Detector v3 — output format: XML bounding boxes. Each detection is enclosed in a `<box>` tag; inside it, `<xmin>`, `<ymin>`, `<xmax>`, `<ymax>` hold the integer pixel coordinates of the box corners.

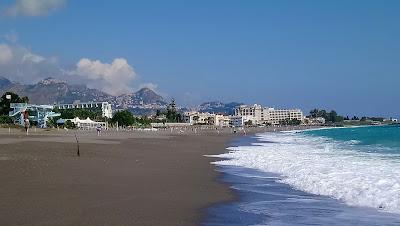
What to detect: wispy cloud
<box><xmin>0</xmin><ymin>43</ymin><xmax>59</xmax><ymax>83</ymax></box>
<box><xmin>0</xmin><ymin>44</ymin><xmax>13</xmax><ymax>64</ymax></box>
<box><xmin>139</xmin><ymin>82</ymin><xmax>158</xmax><ymax>91</ymax></box>
<box><xmin>2</xmin><ymin>31</ymin><xmax>18</xmax><ymax>43</ymax></box>
<box><xmin>2</xmin><ymin>0</ymin><xmax>66</xmax><ymax>17</ymax></box>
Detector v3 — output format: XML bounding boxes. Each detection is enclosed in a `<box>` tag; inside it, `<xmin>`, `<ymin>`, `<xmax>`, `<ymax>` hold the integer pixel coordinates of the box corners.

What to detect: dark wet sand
<box><xmin>0</xmin><ymin>131</ymin><xmax>235</xmax><ymax>226</ymax></box>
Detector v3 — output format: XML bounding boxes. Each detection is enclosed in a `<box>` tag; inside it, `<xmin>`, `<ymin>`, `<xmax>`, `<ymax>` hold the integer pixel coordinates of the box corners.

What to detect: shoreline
<box><xmin>0</xmin><ymin>125</ymin><xmax>320</xmax><ymax>225</ymax></box>
<box><xmin>205</xmin><ymin>126</ymin><xmax>400</xmax><ymax>225</ymax></box>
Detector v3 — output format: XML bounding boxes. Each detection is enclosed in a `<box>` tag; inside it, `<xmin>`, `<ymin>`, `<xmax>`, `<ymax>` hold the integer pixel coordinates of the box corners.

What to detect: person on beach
<box><xmin>23</xmin><ymin>111</ymin><xmax>30</xmax><ymax>135</ymax></box>
<box><xmin>24</xmin><ymin>119</ymin><xmax>30</xmax><ymax>134</ymax></box>
<box><xmin>96</xmin><ymin>125</ymin><xmax>102</xmax><ymax>136</ymax></box>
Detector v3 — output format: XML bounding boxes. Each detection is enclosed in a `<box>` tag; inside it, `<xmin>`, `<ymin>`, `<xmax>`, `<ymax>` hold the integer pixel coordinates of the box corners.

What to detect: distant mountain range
<box><xmin>197</xmin><ymin>101</ymin><xmax>243</xmax><ymax>115</ymax></box>
<box><xmin>0</xmin><ymin>77</ymin><xmax>243</xmax><ymax>116</ymax></box>
<box><xmin>0</xmin><ymin>77</ymin><xmax>167</xmax><ymax>110</ymax></box>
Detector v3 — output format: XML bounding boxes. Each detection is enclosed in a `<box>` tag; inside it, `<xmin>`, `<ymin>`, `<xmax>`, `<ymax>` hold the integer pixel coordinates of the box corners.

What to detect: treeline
<box><xmin>154</xmin><ymin>99</ymin><xmax>182</xmax><ymax>123</ymax></box>
<box><xmin>309</xmin><ymin>108</ymin><xmax>392</xmax><ymax>126</ymax></box>
<box><xmin>110</xmin><ymin>110</ymin><xmax>151</xmax><ymax>127</ymax></box>
<box><xmin>309</xmin><ymin>109</ymin><xmax>344</xmax><ymax>123</ymax></box>
<box><xmin>53</xmin><ymin>107</ymin><xmax>105</xmax><ymax>121</ymax></box>
<box><xmin>0</xmin><ymin>92</ymin><xmax>29</xmax><ymax>125</ymax></box>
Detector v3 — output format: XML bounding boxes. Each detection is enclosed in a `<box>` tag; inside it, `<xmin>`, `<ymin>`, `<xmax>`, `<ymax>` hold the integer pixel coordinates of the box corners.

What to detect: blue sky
<box><xmin>0</xmin><ymin>0</ymin><xmax>399</xmax><ymax>118</ymax></box>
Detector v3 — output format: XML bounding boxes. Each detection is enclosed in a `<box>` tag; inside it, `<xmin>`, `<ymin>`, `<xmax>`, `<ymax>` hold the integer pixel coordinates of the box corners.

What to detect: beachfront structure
<box><xmin>214</xmin><ymin>115</ymin><xmax>231</xmax><ymax>127</ymax></box>
<box><xmin>267</xmin><ymin>108</ymin><xmax>304</xmax><ymax>125</ymax></box>
<box><xmin>234</xmin><ymin>104</ymin><xmax>304</xmax><ymax>125</ymax></box>
<box><xmin>183</xmin><ymin>111</ymin><xmax>216</xmax><ymax>125</ymax></box>
<box><xmin>54</xmin><ymin>102</ymin><xmax>113</xmax><ymax>118</ymax></box>
<box><xmin>234</xmin><ymin>104</ymin><xmax>264</xmax><ymax>124</ymax></box>
<box><xmin>304</xmin><ymin>117</ymin><xmax>326</xmax><ymax>125</ymax></box>
<box><xmin>68</xmin><ymin>117</ymin><xmax>108</xmax><ymax>130</ymax></box>
<box><xmin>9</xmin><ymin>103</ymin><xmax>61</xmax><ymax>128</ymax></box>
<box><xmin>183</xmin><ymin>111</ymin><xmax>244</xmax><ymax>127</ymax></box>
<box><xmin>229</xmin><ymin>116</ymin><xmax>244</xmax><ymax>127</ymax></box>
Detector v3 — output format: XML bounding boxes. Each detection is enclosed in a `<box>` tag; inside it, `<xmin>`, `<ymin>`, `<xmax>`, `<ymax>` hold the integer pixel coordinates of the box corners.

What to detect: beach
<box><xmin>0</xmin><ymin>125</ymin><xmax>321</xmax><ymax>225</ymax></box>
<box><xmin>0</xmin><ymin>128</ymin><xmax>240</xmax><ymax>226</ymax></box>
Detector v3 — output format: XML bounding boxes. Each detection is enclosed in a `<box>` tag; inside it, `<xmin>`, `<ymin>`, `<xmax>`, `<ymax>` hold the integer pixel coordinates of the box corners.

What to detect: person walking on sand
<box><xmin>96</xmin><ymin>125</ymin><xmax>102</xmax><ymax>136</ymax></box>
<box><xmin>23</xmin><ymin>111</ymin><xmax>30</xmax><ymax>135</ymax></box>
<box><xmin>24</xmin><ymin>118</ymin><xmax>30</xmax><ymax>135</ymax></box>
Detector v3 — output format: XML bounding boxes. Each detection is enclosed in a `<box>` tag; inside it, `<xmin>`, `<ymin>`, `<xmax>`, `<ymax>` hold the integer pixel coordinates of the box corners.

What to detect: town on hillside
<box><xmin>0</xmin><ymin>91</ymin><xmax>398</xmax><ymax>131</ymax></box>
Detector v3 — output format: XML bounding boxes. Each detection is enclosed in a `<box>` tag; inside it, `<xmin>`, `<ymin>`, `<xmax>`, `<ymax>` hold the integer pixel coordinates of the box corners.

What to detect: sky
<box><xmin>0</xmin><ymin>0</ymin><xmax>399</xmax><ymax>118</ymax></box>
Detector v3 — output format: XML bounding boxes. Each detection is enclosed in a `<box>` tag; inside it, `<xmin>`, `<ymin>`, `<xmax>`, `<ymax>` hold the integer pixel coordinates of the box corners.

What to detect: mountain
<box><xmin>198</xmin><ymin>101</ymin><xmax>243</xmax><ymax>115</ymax></box>
<box><xmin>0</xmin><ymin>77</ymin><xmax>242</xmax><ymax>116</ymax></box>
<box><xmin>115</xmin><ymin>88</ymin><xmax>167</xmax><ymax>116</ymax></box>
<box><xmin>0</xmin><ymin>77</ymin><xmax>12</xmax><ymax>88</ymax></box>
<box><xmin>116</xmin><ymin>88</ymin><xmax>166</xmax><ymax>107</ymax></box>
<box><xmin>0</xmin><ymin>77</ymin><xmax>167</xmax><ymax>111</ymax></box>
<box><xmin>0</xmin><ymin>77</ymin><xmax>114</xmax><ymax>104</ymax></box>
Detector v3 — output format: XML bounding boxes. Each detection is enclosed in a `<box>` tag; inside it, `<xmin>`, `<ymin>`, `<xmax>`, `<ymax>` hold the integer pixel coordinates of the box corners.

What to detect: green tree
<box><xmin>166</xmin><ymin>99</ymin><xmax>181</xmax><ymax>122</ymax></box>
<box><xmin>65</xmin><ymin>120</ymin><xmax>76</xmax><ymax>129</ymax></box>
<box><xmin>289</xmin><ymin>118</ymin><xmax>301</xmax><ymax>125</ymax></box>
<box><xmin>111</xmin><ymin>110</ymin><xmax>135</xmax><ymax>126</ymax></box>
<box><xmin>310</xmin><ymin>109</ymin><xmax>319</xmax><ymax>118</ymax></box>
<box><xmin>53</xmin><ymin>108</ymin><xmax>104</xmax><ymax>121</ymax></box>
<box><xmin>0</xmin><ymin>115</ymin><xmax>13</xmax><ymax>124</ymax></box>
<box><xmin>328</xmin><ymin>110</ymin><xmax>338</xmax><ymax>123</ymax></box>
<box><xmin>0</xmin><ymin>92</ymin><xmax>29</xmax><ymax>115</ymax></box>
<box><xmin>135</xmin><ymin>116</ymin><xmax>151</xmax><ymax>127</ymax></box>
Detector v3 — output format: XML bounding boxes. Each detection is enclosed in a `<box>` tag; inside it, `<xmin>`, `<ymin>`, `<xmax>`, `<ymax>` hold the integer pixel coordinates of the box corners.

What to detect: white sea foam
<box><xmin>212</xmin><ymin>132</ymin><xmax>400</xmax><ymax>214</ymax></box>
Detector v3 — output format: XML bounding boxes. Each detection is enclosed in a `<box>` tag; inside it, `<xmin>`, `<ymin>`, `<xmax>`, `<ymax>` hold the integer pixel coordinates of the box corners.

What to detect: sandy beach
<box><xmin>0</xmin><ymin>128</ymin><xmax>239</xmax><ymax>226</ymax></box>
<box><xmin>0</xmin><ymin>125</ymin><xmax>317</xmax><ymax>226</ymax></box>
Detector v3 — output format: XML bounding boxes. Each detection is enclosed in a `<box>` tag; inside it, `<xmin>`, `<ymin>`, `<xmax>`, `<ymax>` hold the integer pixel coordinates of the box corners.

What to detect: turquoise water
<box><xmin>304</xmin><ymin>125</ymin><xmax>400</xmax><ymax>154</ymax></box>
<box><xmin>209</xmin><ymin>125</ymin><xmax>400</xmax><ymax>224</ymax></box>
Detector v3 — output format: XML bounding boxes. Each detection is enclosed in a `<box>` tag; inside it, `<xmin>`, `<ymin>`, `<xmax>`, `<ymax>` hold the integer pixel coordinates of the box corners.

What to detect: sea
<box><xmin>204</xmin><ymin>125</ymin><xmax>400</xmax><ymax>226</ymax></box>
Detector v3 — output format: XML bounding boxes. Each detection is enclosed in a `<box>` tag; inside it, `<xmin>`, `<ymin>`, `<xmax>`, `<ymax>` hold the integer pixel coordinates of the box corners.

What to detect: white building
<box><xmin>234</xmin><ymin>104</ymin><xmax>264</xmax><ymax>124</ymax></box>
<box><xmin>68</xmin><ymin>117</ymin><xmax>108</xmax><ymax>130</ymax></box>
<box><xmin>229</xmin><ymin>116</ymin><xmax>244</xmax><ymax>127</ymax></box>
<box><xmin>214</xmin><ymin>115</ymin><xmax>231</xmax><ymax>127</ymax></box>
<box><xmin>267</xmin><ymin>108</ymin><xmax>304</xmax><ymax>125</ymax></box>
<box><xmin>305</xmin><ymin>117</ymin><xmax>326</xmax><ymax>125</ymax></box>
<box><xmin>55</xmin><ymin>102</ymin><xmax>113</xmax><ymax>118</ymax></box>
<box><xmin>183</xmin><ymin>111</ymin><xmax>216</xmax><ymax>125</ymax></box>
<box><xmin>235</xmin><ymin>104</ymin><xmax>304</xmax><ymax>125</ymax></box>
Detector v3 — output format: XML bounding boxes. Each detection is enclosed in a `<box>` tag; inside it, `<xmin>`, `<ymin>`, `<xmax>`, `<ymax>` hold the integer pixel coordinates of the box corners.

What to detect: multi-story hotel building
<box><xmin>234</xmin><ymin>104</ymin><xmax>264</xmax><ymax>124</ymax></box>
<box><xmin>183</xmin><ymin>111</ymin><xmax>244</xmax><ymax>127</ymax></box>
<box><xmin>234</xmin><ymin>104</ymin><xmax>303</xmax><ymax>125</ymax></box>
<box><xmin>54</xmin><ymin>102</ymin><xmax>113</xmax><ymax>118</ymax></box>
<box><xmin>267</xmin><ymin>108</ymin><xmax>303</xmax><ymax>125</ymax></box>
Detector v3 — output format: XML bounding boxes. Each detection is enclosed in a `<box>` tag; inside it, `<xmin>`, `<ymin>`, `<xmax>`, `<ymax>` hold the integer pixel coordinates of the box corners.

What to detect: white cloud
<box><xmin>68</xmin><ymin>58</ymin><xmax>137</xmax><ymax>96</ymax></box>
<box><xmin>22</xmin><ymin>52</ymin><xmax>45</xmax><ymax>63</ymax></box>
<box><xmin>3</xmin><ymin>0</ymin><xmax>66</xmax><ymax>17</ymax></box>
<box><xmin>0</xmin><ymin>43</ymin><xmax>58</xmax><ymax>82</ymax></box>
<box><xmin>0</xmin><ymin>44</ymin><xmax>13</xmax><ymax>64</ymax></box>
<box><xmin>2</xmin><ymin>31</ymin><xmax>18</xmax><ymax>43</ymax></box>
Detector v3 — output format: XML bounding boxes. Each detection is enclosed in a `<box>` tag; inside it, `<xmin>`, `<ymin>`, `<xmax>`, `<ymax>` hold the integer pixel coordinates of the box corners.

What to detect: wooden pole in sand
<box><xmin>74</xmin><ymin>133</ymin><xmax>80</xmax><ymax>157</ymax></box>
